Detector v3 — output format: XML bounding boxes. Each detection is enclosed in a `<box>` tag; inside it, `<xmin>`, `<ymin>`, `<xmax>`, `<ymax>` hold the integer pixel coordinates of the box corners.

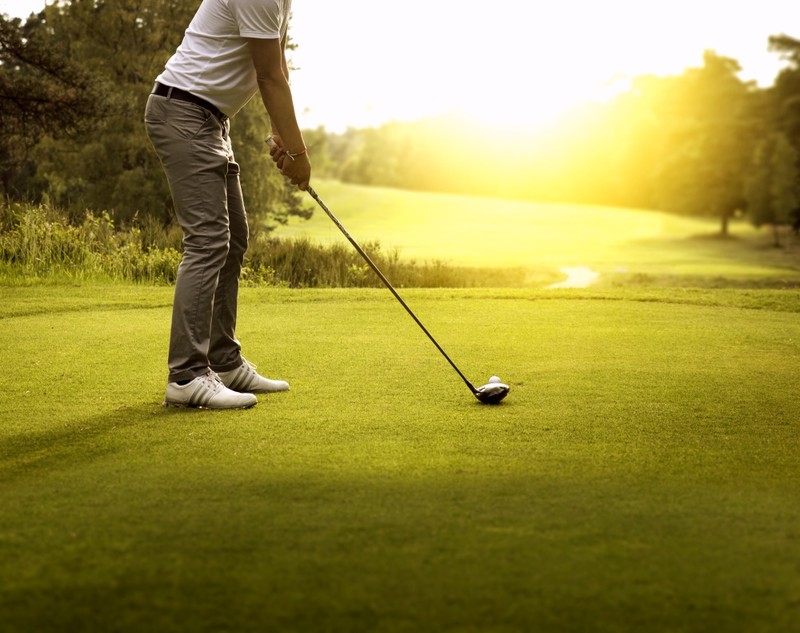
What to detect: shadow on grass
<box><xmin>605</xmin><ymin>273</ymin><xmax>800</xmax><ymax>289</ymax></box>
<box><xmin>2</xmin><ymin>459</ymin><xmax>798</xmax><ymax>633</ymax></box>
<box><xmin>0</xmin><ymin>402</ymin><xmax>241</xmax><ymax>480</ymax></box>
<box><xmin>0</xmin><ymin>406</ymin><xmax>149</xmax><ymax>479</ymax></box>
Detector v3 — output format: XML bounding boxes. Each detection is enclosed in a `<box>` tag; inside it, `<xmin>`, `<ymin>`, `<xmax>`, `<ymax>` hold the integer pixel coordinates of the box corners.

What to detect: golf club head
<box><xmin>474</xmin><ymin>381</ymin><xmax>510</xmax><ymax>405</ymax></box>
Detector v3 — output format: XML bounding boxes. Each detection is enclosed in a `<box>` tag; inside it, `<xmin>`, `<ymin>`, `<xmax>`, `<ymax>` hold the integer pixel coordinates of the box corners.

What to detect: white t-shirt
<box><xmin>157</xmin><ymin>0</ymin><xmax>292</xmax><ymax>117</ymax></box>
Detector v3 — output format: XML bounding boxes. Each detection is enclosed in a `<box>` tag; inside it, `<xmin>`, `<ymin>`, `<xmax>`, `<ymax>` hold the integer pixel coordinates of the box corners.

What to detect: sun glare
<box><xmin>3</xmin><ymin>0</ymin><xmax>789</xmax><ymax>135</ymax></box>
<box><xmin>291</xmin><ymin>0</ymin><xmax>790</xmax><ymax>135</ymax></box>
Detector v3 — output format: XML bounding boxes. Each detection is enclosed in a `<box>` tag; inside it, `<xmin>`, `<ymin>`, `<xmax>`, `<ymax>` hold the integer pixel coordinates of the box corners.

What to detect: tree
<box><xmin>0</xmin><ymin>11</ymin><xmax>108</xmax><ymax>198</ymax></box>
<box><xmin>30</xmin><ymin>0</ymin><xmax>200</xmax><ymax>222</ymax></box>
<box><xmin>745</xmin><ymin>132</ymin><xmax>800</xmax><ymax>247</ymax></box>
<box><xmin>5</xmin><ymin>0</ymin><xmax>305</xmax><ymax>230</ymax></box>
<box><xmin>768</xmin><ymin>35</ymin><xmax>800</xmax><ymax>149</ymax></box>
<box><xmin>650</xmin><ymin>52</ymin><xmax>758</xmax><ymax>235</ymax></box>
<box><xmin>765</xmin><ymin>35</ymin><xmax>800</xmax><ymax>241</ymax></box>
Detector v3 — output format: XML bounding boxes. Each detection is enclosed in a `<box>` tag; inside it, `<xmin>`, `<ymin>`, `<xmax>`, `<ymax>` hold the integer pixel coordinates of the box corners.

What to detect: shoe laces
<box><xmin>241</xmin><ymin>358</ymin><xmax>259</xmax><ymax>375</ymax></box>
<box><xmin>202</xmin><ymin>371</ymin><xmax>225</xmax><ymax>391</ymax></box>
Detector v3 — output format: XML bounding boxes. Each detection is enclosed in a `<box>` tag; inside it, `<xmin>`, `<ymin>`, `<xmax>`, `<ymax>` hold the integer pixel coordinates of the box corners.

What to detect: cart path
<box><xmin>548</xmin><ymin>266</ymin><xmax>600</xmax><ymax>289</ymax></box>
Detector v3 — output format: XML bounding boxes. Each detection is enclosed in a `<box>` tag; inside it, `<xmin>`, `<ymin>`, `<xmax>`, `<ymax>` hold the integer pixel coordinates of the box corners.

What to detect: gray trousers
<box><xmin>144</xmin><ymin>94</ymin><xmax>248</xmax><ymax>383</ymax></box>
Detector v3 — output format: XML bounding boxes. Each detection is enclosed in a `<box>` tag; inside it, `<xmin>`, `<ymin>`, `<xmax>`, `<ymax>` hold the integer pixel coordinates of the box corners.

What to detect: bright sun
<box><xmin>4</xmin><ymin>0</ymin><xmax>789</xmax><ymax>134</ymax></box>
<box><xmin>288</xmin><ymin>0</ymin><xmax>787</xmax><ymax>133</ymax></box>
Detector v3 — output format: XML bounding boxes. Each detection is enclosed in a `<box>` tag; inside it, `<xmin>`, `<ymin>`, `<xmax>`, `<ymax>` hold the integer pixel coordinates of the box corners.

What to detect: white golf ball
<box><xmin>488</xmin><ymin>376</ymin><xmax>502</xmax><ymax>384</ymax></box>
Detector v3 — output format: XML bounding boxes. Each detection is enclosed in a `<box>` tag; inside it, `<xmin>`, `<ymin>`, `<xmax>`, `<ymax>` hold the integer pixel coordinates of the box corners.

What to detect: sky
<box><xmin>3</xmin><ymin>0</ymin><xmax>798</xmax><ymax>131</ymax></box>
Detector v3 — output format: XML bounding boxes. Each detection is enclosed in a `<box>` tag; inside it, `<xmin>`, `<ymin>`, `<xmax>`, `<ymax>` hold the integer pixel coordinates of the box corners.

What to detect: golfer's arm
<box><xmin>270</xmin><ymin>34</ymin><xmax>292</xmax><ymax>132</ymax></box>
<box><xmin>280</xmin><ymin>34</ymin><xmax>290</xmax><ymax>81</ymax></box>
<box><xmin>248</xmin><ymin>36</ymin><xmax>304</xmax><ymax>153</ymax></box>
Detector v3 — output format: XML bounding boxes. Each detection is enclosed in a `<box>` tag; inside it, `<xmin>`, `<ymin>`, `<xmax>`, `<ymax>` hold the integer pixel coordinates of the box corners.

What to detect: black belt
<box><xmin>151</xmin><ymin>82</ymin><xmax>227</xmax><ymax>121</ymax></box>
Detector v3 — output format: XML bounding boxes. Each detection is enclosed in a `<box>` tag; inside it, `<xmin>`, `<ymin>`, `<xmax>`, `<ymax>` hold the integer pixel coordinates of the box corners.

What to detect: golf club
<box><xmin>268</xmin><ymin>139</ymin><xmax>509</xmax><ymax>404</ymax></box>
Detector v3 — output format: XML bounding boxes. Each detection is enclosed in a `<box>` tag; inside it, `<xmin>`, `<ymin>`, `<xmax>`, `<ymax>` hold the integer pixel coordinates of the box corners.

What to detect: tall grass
<box><xmin>244</xmin><ymin>233</ymin><xmax>536</xmax><ymax>287</ymax></box>
<box><xmin>0</xmin><ymin>202</ymin><xmax>536</xmax><ymax>288</ymax></box>
<box><xmin>0</xmin><ymin>203</ymin><xmax>181</xmax><ymax>284</ymax></box>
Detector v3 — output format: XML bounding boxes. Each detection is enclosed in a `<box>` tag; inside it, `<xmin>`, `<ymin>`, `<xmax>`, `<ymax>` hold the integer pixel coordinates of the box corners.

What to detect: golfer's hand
<box><xmin>268</xmin><ymin>134</ymin><xmax>290</xmax><ymax>170</ymax></box>
<box><xmin>268</xmin><ymin>134</ymin><xmax>284</xmax><ymax>159</ymax></box>
<box><xmin>281</xmin><ymin>152</ymin><xmax>311</xmax><ymax>191</ymax></box>
<box><xmin>268</xmin><ymin>136</ymin><xmax>310</xmax><ymax>190</ymax></box>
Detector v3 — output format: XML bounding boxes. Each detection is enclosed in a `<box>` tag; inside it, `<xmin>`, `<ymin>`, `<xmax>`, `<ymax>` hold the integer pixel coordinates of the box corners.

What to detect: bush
<box><xmin>0</xmin><ymin>201</ymin><xmax>535</xmax><ymax>288</ymax></box>
<box><xmin>0</xmin><ymin>203</ymin><xmax>179</xmax><ymax>284</ymax></box>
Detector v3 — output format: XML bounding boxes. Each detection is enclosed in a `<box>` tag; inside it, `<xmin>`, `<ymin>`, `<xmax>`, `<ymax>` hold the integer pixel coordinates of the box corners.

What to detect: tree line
<box><xmin>309</xmin><ymin>44</ymin><xmax>800</xmax><ymax>244</ymax></box>
<box><xmin>1</xmin><ymin>0</ymin><xmax>307</xmax><ymax>230</ymax></box>
<box><xmin>2</xmin><ymin>2</ymin><xmax>799</xmax><ymax>244</ymax></box>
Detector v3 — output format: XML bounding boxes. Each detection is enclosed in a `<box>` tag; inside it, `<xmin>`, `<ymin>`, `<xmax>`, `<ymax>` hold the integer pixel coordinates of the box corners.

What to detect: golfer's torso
<box><xmin>157</xmin><ymin>0</ymin><xmax>291</xmax><ymax>117</ymax></box>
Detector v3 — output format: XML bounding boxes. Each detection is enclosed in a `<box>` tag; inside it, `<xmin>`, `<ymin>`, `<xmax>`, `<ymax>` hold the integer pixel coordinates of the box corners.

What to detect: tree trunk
<box><xmin>772</xmin><ymin>224</ymin><xmax>782</xmax><ymax>248</ymax></box>
<box><xmin>720</xmin><ymin>212</ymin><xmax>730</xmax><ymax>237</ymax></box>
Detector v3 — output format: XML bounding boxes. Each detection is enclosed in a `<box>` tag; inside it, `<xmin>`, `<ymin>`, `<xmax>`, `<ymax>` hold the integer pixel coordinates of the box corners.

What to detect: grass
<box><xmin>0</xmin><ymin>201</ymin><xmax>545</xmax><ymax>289</ymax></box>
<box><xmin>275</xmin><ymin>180</ymin><xmax>800</xmax><ymax>286</ymax></box>
<box><xmin>2</xmin><ymin>185</ymin><xmax>800</xmax><ymax>630</ymax></box>
<box><xmin>4</xmin><ymin>184</ymin><xmax>800</xmax><ymax>289</ymax></box>
<box><xmin>2</xmin><ymin>284</ymin><xmax>799</xmax><ymax>632</ymax></box>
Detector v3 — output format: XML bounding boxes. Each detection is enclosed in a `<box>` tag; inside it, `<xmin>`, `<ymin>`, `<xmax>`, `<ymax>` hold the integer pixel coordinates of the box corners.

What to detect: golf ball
<box><xmin>488</xmin><ymin>376</ymin><xmax>502</xmax><ymax>384</ymax></box>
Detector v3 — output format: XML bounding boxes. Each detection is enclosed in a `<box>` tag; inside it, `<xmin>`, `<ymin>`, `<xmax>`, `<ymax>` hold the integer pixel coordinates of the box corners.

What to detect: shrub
<box><xmin>0</xmin><ymin>201</ymin><xmax>535</xmax><ymax>288</ymax></box>
<box><xmin>0</xmin><ymin>203</ymin><xmax>179</xmax><ymax>284</ymax></box>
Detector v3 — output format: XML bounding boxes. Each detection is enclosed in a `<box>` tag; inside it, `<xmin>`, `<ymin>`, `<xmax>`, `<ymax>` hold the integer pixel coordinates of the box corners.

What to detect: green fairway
<box><xmin>1</xmin><ymin>284</ymin><xmax>799</xmax><ymax>632</ymax></box>
<box><xmin>274</xmin><ymin>181</ymin><xmax>800</xmax><ymax>286</ymax></box>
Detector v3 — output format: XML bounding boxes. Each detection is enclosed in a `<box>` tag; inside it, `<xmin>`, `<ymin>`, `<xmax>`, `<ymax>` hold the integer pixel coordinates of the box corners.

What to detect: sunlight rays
<box><xmin>290</xmin><ymin>0</ymin><xmax>791</xmax><ymax>133</ymax></box>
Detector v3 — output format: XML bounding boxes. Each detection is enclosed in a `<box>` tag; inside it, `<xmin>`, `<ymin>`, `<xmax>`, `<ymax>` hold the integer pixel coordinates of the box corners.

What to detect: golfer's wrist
<box><xmin>285</xmin><ymin>146</ymin><xmax>307</xmax><ymax>161</ymax></box>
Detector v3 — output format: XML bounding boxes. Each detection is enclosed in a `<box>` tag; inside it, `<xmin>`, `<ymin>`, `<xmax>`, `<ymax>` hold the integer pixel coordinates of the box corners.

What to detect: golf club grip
<box><xmin>305</xmin><ymin>187</ymin><xmax>477</xmax><ymax>393</ymax></box>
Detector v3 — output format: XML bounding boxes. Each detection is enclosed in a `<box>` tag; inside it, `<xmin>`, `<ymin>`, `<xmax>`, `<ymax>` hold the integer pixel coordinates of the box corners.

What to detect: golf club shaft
<box><xmin>306</xmin><ymin>186</ymin><xmax>478</xmax><ymax>394</ymax></box>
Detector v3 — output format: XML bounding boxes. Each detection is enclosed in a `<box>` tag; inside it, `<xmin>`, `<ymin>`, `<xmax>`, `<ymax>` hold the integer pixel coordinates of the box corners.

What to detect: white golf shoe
<box><xmin>164</xmin><ymin>372</ymin><xmax>257</xmax><ymax>409</ymax></box>
<box><xmin>217</xmin><ymin>358</ymin><xmax>290</xmax><ymax>394</ymax></box>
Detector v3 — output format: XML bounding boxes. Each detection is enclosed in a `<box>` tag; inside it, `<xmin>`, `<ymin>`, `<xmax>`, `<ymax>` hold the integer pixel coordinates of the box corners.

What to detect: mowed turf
<box><xmin>273</xmin><ymin>180</ymin><xmax>800</xmax><ymax>285</ymax></box>
<box><xmin>1</xmin><ymin>285</ymin><xmax>799</xmax><ymax>632</ymax></box>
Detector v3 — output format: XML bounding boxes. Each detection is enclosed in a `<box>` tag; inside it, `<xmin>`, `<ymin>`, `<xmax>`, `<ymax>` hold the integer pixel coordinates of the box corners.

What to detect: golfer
<box><xmin>145</xmin><ymin>0</ymin><xmax>309</xmax><ymax>408</ymax></box>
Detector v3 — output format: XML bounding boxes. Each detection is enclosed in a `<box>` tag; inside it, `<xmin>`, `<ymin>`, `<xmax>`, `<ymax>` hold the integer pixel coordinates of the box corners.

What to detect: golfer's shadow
<box><xmin>1</xmin><ymin>405</ymin><xmax>157</xmax><ymax>480</ymax></box>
